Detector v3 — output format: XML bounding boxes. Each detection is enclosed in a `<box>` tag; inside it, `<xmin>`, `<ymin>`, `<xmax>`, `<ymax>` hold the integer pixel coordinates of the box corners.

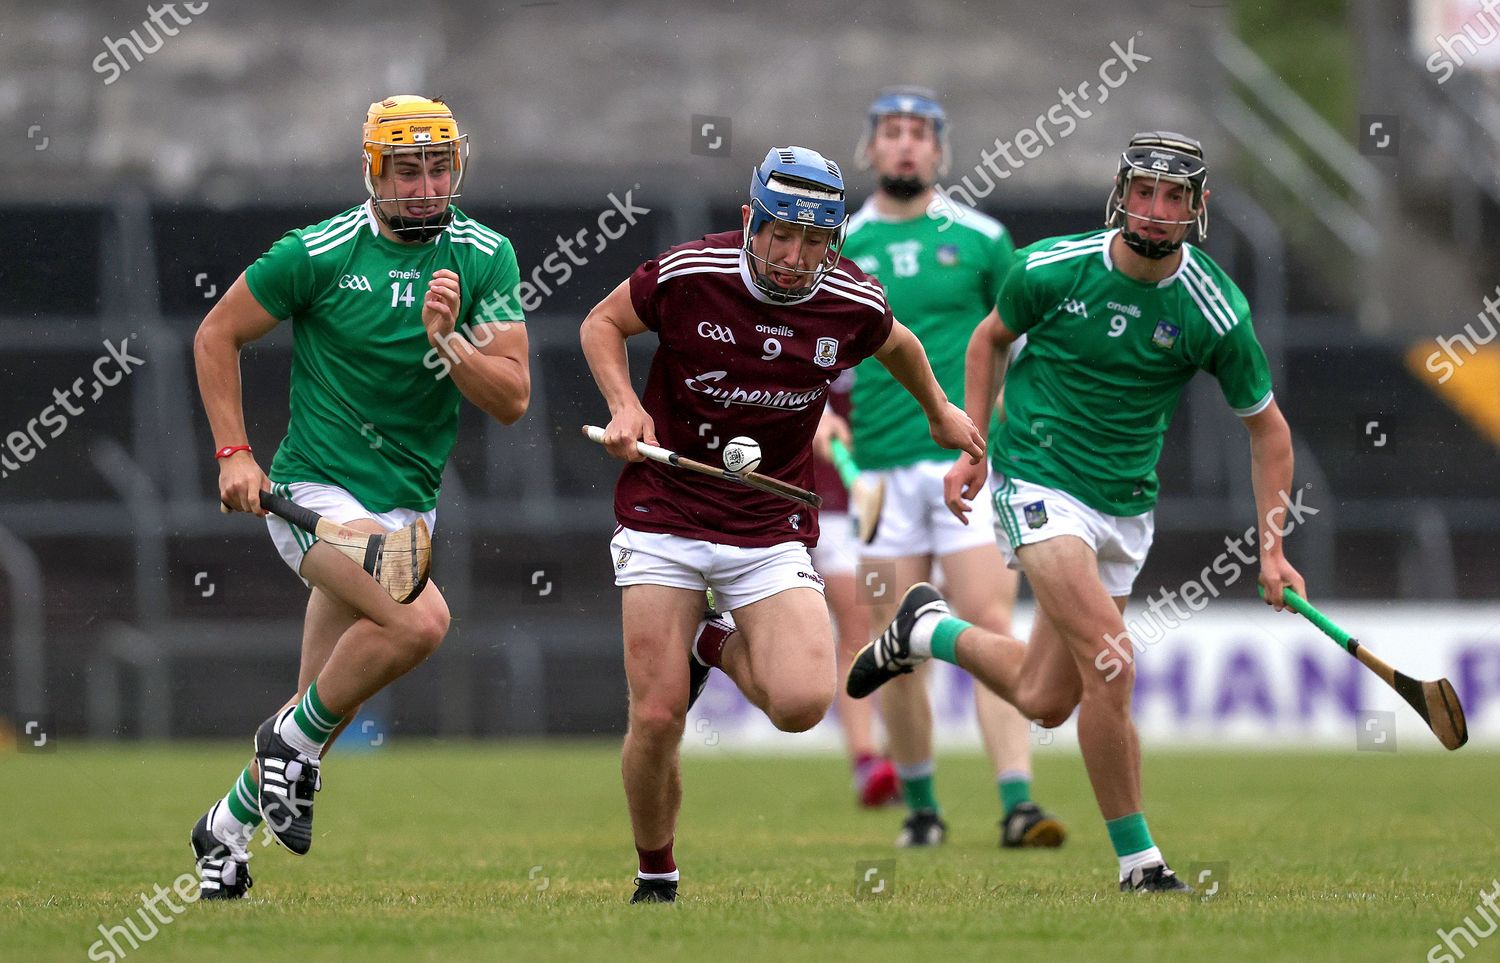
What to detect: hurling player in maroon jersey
<box><xmin>581</xmin><ymin>146</ymin><xmax>983</xmax><ymax>903</ymax></box>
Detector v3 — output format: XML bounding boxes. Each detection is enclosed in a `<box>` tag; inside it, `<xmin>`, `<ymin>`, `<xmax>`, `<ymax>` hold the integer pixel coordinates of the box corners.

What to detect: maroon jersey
<box><xmin>810</xmin><ymin>370</ymin><xmax>853</xmax><ymax>514</ymax></box>
<box><xmin>616</xmin><ymin>231</ymin><xmax>894</xmax><ymax>548</ymax></box>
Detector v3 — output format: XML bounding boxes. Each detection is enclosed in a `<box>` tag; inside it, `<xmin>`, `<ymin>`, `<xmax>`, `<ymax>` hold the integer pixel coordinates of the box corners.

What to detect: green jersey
<box><xmin>993</xmin><ymin>229</ymin><xmax>1272</xmax><ymax>516</ymax></box>
<box><xmin>843</xmin><ymin>198</ymin><xmax>1016</xmax><ymax>470</ymax></box>
<box><xmin>245</xmin><ymin>203</ymin><xmax>524</xmax><ymax>512</ymax></box>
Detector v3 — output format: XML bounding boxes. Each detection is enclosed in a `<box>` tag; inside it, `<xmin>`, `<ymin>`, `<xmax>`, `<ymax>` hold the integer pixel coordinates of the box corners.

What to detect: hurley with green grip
<box><xmin>1263</xmin><ymin>585</ymin><xmax>1467</xmax><ymax>750</ymax></box>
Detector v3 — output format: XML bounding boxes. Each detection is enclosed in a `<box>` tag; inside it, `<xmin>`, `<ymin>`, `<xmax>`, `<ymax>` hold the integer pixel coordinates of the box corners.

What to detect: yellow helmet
<box><xmin>362</xmin><ymin>95</ymin><xmax>469</xmax><ymax>242</ymax></box>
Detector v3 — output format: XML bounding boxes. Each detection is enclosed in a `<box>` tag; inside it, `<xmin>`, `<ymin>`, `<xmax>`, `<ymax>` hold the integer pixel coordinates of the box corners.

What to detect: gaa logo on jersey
<box><xmin>814</xmin><ymin>337</ymin><xmax>839</xmax><ymax>368</ymax></box>
<box><xmin>339</xmin><ymin>274</ymin><xmax>373</xmax><ymax>291</ymax></box>
<box><xmin>936</xmin><ymin>244</ymin><xmax>959</xmax><ymax>266</ymax></box>
<box><xmin>1023</xmin><ymin>501</ymin><xmax>1049</xmax><ymax>530</ymax></box>
<box><xmin>1151</xmin><ymin>320</ymin><xmax>1181</xmax><ymax>350</ymax></box>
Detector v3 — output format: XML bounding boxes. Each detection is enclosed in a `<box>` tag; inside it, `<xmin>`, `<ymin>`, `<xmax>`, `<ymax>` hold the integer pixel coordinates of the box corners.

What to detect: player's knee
<box><xmin>766</xmin><ymin>692</ymin><xmax>829</xmax><ymax>733</ymax></box>
<box><xmin>1079</xmin><ymin>648</ymin><xmax>1133</xmax><ymax>705</ymax></box>
<box><xmin>629</xmin><ymin>701</ymin><xmax>687</xmax><ymax>743</ymax></box>
<box><xmin>400</xmin><ymin>600</ymin><xmax>450</xmax><ymax>659</ymax></box>
<box><xmin>1016</xmin><ymin>684</ymin><xmax>1080</xmax><ymax>729</ymax></box>
<box><xmin>1030</xmin><ymin>700</ymin><xmax>1078</xmax><ymax>730</ymax></box>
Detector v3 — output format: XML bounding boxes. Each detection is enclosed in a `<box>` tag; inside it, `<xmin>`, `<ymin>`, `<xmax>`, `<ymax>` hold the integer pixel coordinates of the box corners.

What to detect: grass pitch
<box><xmin>3</xmin><ymin>743</ymin><xmax>1498</xmax><ymax>962</ymax></box>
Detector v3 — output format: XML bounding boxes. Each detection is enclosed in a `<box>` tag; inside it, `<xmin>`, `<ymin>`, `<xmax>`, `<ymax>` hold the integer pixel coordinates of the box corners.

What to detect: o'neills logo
<box><xmin>684</xmin><ymin>370</ymin><xmax>826</xmax><ymax>410</ymax></box>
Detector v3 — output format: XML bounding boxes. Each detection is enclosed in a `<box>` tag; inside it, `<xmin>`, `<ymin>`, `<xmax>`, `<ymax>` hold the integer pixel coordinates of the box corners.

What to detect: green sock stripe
<box><xmin>901</xmin><ymin>774</ymin><xmax>938</xmax><ymax>813</ymax></box>
<box><xmin>999</xmin><ymin>776</ymin><xmax>1032</xmax><ymax>815</ymax></box>
<box><xmin>226</xmin><ymin>767</ymin><xmax>262</xmax><ymax>825</ymax></box>
<box><xmin>1105</xmin><ymin>812</ymin><xmax>1155</xmax><ymax>858</ymax></box>
<box><xmin>304</xmin><ymin>680</ymin><xmax>340</xmax><ymax>729</ymax></box>
<box><xmin>292</xmin><ymin>680</ymin><xmax>342</xmax><ymax>741</ymax></box>
<box><xmin>930</xmin><ymin>617</ymin><xmax>971</xmax><ymax>664</ymax></box>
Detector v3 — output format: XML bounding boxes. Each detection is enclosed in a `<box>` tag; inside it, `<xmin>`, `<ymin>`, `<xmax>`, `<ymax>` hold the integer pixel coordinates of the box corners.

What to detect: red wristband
<box><xmin>215</xmin><ymin>445</ymin><xmax>252</xmax><ymax>460</ymax></box>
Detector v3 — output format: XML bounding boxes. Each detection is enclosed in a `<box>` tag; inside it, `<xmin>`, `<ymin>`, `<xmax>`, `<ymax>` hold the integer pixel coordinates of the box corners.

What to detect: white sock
<box><xmin>637</xmin><ymin>869</ymin><xmax>680</xmax><ymax>881</ymax></box>
<box><xmin>1119</xmin><ymin>845</ymin><xmax>1165</xmax><ymax>880</ymax></box>
<box><xmin>274</xmin><ymin>706</ymin><xmax>323</xmax><ymax>759</ymax></box>
<box><xmin>907</xmin><ymin>609</ymin><xmax>946</xmax><ymax>658</ymax></box>
<box><xmin>207</xmin><ymin>800</ymin><xmax>255</xmax><ymax>850</ymax></box>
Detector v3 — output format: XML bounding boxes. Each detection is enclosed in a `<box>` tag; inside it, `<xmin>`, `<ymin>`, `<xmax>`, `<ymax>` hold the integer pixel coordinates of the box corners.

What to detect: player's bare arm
<box><xmin>943</xmin><ymin>308</ymin><xmax>1018</xmax><ymax>522</ymax></box>
<box><xmin>580</xmin><ymin>277</ymin><xmax>655</xmax><ymax>462</ymax></box>
<box><xmin>1242</xmin><ymin>399</ymin><xmax>1306</xmax><ymax>609</ymax></box>
<box><xmin>872</xmin><ymin>319</ymin><xmax>984</xmax><ymax>463</ymax></box>
<box><xmin>423</xmin><ymin>269</ymin><xmax>531</xmax><ymax>425</ymax></box>
<box><xmin>193</xmin><ymin>272</ymin><xmax>281</xmax><ymax>517</ymax></box>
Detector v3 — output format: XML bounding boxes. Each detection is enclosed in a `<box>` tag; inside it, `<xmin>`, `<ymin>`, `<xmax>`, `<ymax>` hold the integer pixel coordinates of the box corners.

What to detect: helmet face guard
<box><xmin>1105</xmin><ymin>131</ymin><xmax>1208</xmax><ymax>260</ymax></box>
<box><xmin>855</xmin><ymin>85</ymin><xmax>950</xmax><ymax>180</ymax></box>
<box><xmin>362</xmin><ymin>96</ymin><xmax>469</xmax><ymax>243</ymax></box>
<box><xmin>744</xmin><ymin>146</ymin><xmax>848</xmax><ymax>303</ymax></box>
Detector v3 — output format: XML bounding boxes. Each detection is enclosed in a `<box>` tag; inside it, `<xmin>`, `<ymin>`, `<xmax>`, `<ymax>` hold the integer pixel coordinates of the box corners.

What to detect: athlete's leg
<box><xmin>939</xmin><ymin>545</ymin><xmax>1031</xmax><ymax>776</ymax></box>
<box><xmin>619</xmin><ymin>584</ymin><xmax>702</xmax><ymax>857</ymax></box>
<box><xmin>717</xmin><ymin>586</ymin><xmax>834</xmax><ymax>732</ymax></box>
<box><xmin>1011</xmin><ymin>536</ymin><xmax>1139</xmax><ymax>819</ymax></box>
<box><xmin>863</xmin><ymin>554</ymin><xmax>938</xmax><ymax>765</ymax></box>
<box><xmin>826</xmin><ymin>570</ymin><xmax>877</xmax><ymax>760</ymax></box>
<box><xmin>297</xmin><ymin>523</ymin><xmax>451</xmax><ymax>715</ymax></box>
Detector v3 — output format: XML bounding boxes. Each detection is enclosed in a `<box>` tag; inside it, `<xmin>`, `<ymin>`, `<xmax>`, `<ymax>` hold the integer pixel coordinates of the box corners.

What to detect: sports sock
<box><xmin>276</xmin><ymin>679</ymin><xmax>344</xmax><ymax>758</ymax></box>
<box><xmin>692</xmin><ymin>612</ymin><xmax>735</xmax><ymax>669</ymax></box>
<box><xmin>998</xmin><ymin>771</ymin><xmax>1032</xmax><ymax>816</ymax></box>
<box><xmin>636</xmin><ymin>841</ymin><xmax>678</xmax><ymax>880</ymax></box>
<box><xmin>1106</xmin><ymin>812</ymin><xmax>1163</xmax><ymax>878</ymax></box>
<box><xmin>907</xmin><ymin>609</ymin><xmax>943</xmax><ymax>657</ymax></box>
<box><xmin>896</xmin><ymin>759</ymin><xmax>939</xmax><ymax>812</ymax></box>
<box><xmin>213</xmin><ymin>765</ymin><xmax>264</xmax><ymax>840</ymax></box>
<box><xmin>928</xmin><ymin>617</ymin><xmax>971</xmax><ymax>664</ymax></box>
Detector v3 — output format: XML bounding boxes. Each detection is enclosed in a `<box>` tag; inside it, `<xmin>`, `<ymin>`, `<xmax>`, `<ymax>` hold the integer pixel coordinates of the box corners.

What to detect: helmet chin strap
<box><xmin>1118</xmin><ymin>228</ymin><xmax>1182</xmax><ymax>260</ymax></box>
<box><xmin>375</xmin><ymin>204</ymin><xmax>454</xmax><ymax>243</ymax></box>
<box><xmin>877</xmin><ymin>174</ymin><xmax>927</xmax><ymax>201</ymax></box>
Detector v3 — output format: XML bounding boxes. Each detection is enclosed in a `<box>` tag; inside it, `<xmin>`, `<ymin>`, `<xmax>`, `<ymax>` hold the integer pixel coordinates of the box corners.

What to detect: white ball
<box><xmin>722</xmin><ymin>436</ymin><xmax>762</xmax><ymax>474</ymax></box>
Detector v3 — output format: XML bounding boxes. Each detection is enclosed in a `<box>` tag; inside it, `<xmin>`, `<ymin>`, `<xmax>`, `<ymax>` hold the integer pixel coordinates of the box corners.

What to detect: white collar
<box><xmin>737</xmin><ymin>246</ymin><xmax>817</xmax><ymax>306</ymax></box>
<box><xmin>1101</xmin><ymin>228</ymin><xmax>1193</xmax><ymax>288</ymax></box>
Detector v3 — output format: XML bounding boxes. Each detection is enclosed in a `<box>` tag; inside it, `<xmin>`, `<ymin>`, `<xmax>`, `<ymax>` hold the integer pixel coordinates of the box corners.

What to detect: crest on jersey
<box><xmin>1151</xmin><ymin>320</ymin><xmax>1180</xmax><ymax>350</ymax></box>
<box><xmin>814</xmin><ymin>337</ymin><xmax>839</xmax><ymax>368</ymax></box>
<box><xmin>936</xmin><ymin>244</ymin><xmax>959</xmax><ymax>266</ymax></box>
<box><xmin>1023</xmin><ymin>501</ymin><xmax>1049</xmax><ymax>530</ymax></box>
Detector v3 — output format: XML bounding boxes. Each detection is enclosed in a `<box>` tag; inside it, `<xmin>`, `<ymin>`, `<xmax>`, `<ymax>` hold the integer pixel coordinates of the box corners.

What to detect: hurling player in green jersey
<box><xmin>188</xmin><ymin>96</ymin><xmax>530</xmax><ymax>898</ymax></box>
<box><xmin>850</xmin><ymin>132</ymin><xmax>1304</xmax><ymax>892</ymax></box>
<box><xmin>820</xmin><ymin>87</ymin><xmax>1064</xmax><ymax>851</ymax></box>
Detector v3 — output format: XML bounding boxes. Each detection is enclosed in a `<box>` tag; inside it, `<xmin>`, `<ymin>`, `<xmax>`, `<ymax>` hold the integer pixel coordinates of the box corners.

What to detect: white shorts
<box><xmin>610</xmin><ymin>526</ymin><xmax>825</xmax><ymax>612</ymax></box>
<box><xmin>990</xmin><ymin>474</ymin><xmax>1153</xmax><ymax>597</ymax></box>
<box><xmin>860</xmin><ymin>460</ymin><xmax>997</xmax><ymax>560</ymax></box>
<box><xmin>810</xmin><ymin>512</ymin><xmax>859</xmax><ymax>576</ymax></box>
<box><xmin>266</xmin><ymin>480</ymin><xmax>438</xmax><ymax>587</ymax></box>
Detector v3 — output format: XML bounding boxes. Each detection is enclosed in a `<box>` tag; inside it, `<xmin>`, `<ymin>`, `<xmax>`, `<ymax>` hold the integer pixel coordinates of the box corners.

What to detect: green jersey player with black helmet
<box><xmin>848</xmin><ymin>131</ymin><xmax>1306</xmax><ymax>893</ymax></box>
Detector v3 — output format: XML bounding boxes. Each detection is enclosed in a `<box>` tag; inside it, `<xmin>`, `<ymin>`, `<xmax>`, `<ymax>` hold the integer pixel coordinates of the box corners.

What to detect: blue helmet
<box><xmin>856</xmin><ymin>85</ymin><xmax>950</xmax><ymax>176</ymax></box>
<box><xmin>744</xmin><ymin>146</ymin><xmax>849</xmax><ymax>302</ymax></box>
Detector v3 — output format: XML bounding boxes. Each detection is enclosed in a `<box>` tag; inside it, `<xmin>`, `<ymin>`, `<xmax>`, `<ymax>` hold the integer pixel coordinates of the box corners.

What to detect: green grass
<box><xmin>3</xmin><ymin>744</ymin><xmax>1499</xmax><ymax>962</ymax></box>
